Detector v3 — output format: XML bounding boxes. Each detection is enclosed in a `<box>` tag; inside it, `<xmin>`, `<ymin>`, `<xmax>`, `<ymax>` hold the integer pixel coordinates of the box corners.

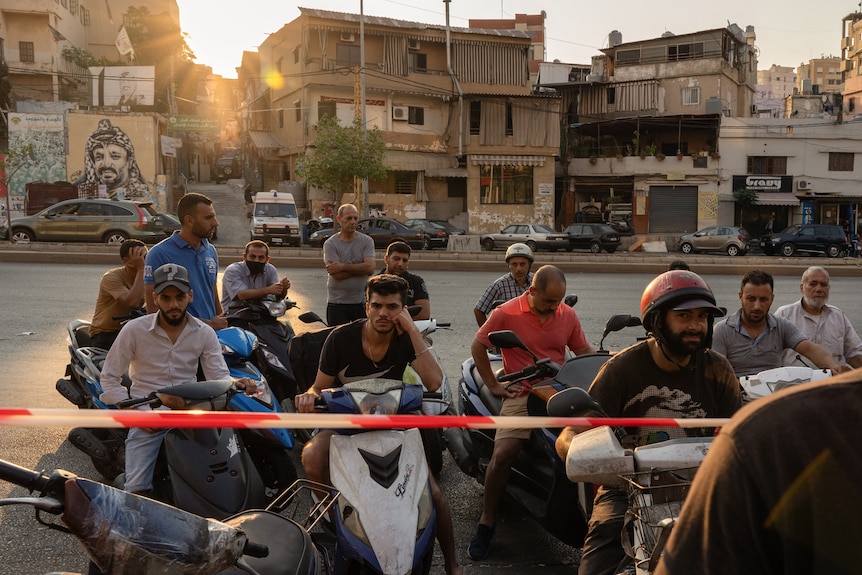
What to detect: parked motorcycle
<box><xmin>447</xmin><ymin>313</ymin><xmax>642</xmax><ymax>547</ymax></box>
<box><xmin>552</xmin><ymin>387</ymin><xmax>711</xmax><ymax>574</ymax></box>
<box><xmin>227</xmin><ymin>296</ymin><xmax>299</xmax><ymax>402</ymax></box>
<box><xmin>271</xmin><ymin>379</ymin><xmax>439</xmax><ymax>575</ymax></box>
<box><xmin>0</xmin><ymin>455</ymin><xmax>330</xmax><ymax>575</ymax></box>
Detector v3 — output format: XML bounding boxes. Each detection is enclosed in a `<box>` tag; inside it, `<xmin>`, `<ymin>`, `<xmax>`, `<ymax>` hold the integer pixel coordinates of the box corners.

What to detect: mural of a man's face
<box><xmin>93</xmin><ymin>143</ymin><xmax>130</xmax><ymax>189</ymax></box>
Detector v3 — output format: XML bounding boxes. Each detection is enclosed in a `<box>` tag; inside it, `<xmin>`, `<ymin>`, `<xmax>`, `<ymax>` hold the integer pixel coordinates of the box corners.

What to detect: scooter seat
<box><xmin>223</xmin><ymin>509</ymin><xmax>318</xmax><ymax>574</ymax></box>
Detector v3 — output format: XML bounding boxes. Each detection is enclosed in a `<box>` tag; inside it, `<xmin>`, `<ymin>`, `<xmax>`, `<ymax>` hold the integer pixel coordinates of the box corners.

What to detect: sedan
<box><xmin>358</xmin><ymin>218</ymin><xmax>429</xmax><ymax>250</ymax></box>
<box><xmin>2</xmin><ymin>198</ymin><xmax>164</xmax><ymax>245</ymax></box>
<box><xmin>564</xmin><ymin>223</ymin><xmax>620</xmax><ymax>253</ymax></box>
<box><xmin>404</xmin><ymin>219</ymin><xmax>449</xmax><ymax>249</ymax></box>
<box><xmin>480</xmin><ymin>223</ymin><xmax>570</xmax><ymax>252</ymax></box>
<box><xmin>678</xmin><ymin>226</ymin><xmax>750</xmax><ymax>256</ymax></box>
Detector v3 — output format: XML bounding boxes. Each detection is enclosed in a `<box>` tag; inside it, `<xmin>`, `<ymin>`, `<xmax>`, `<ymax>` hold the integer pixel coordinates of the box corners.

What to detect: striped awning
<box><xmin>248</xmin><ymin>131</ymin><xmax>282</xmax><ymax>150</ymax></box>
<box><xmin>384</xmin><ymin>151</ymin><xmax>458</xmax><ymax>171</ymax></box>
<box><xmin>754</xmin><ymin>193</ymin><xmax>801</xmax><ymax>206</ymax></box>
<box><xmin>470</xmin><ymin>155</ymin><xmax>547</xmax><ymax>166</ymax></box>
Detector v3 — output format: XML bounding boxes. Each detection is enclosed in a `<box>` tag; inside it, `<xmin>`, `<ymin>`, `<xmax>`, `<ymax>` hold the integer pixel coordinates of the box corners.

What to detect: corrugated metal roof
<box><xmin>298</xmin><ymin>7</ymin><xmax>531</xmax><ymax>39</ymax></box>
<box><xmin>248</xmin><ymin>131</ymin><xmax>282</xmax><ymax>149</ymax></box>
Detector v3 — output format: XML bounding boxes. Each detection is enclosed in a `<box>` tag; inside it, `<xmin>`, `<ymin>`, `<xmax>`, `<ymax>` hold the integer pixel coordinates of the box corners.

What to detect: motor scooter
<box><xmin>550</xmin><ymin>387</ymin><xmax>711</xmax><ymax>575</ymax></box>
<box><xmin>0</xmin><ymin>455</ymin><xmax>332</xmax><ymax>575</ymax></box>
<box><xmin>269</xmin><ymin>379</ymin><xmax>438</xmax><ymax>575</ymax></box>
<box><xmin>446</xmin><ymin>313</ymin><xmax>642</xmax><ymax>547</ymax></box>
<box><xmin>227</xmin><ymin>296</ymin><xmax>299</xmax><ymax>402</ymax></box>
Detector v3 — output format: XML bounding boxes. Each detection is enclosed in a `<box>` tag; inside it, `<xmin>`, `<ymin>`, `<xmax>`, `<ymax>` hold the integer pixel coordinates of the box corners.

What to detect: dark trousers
<box><xmin>326</xmin><ymin>303</ymin><xmax>366</xmax><ymax>326</ymax></box>
<box><xmin>578</xmin><ymin>487</ymin><xmax>631</xmax><ymax>575</ymax></box>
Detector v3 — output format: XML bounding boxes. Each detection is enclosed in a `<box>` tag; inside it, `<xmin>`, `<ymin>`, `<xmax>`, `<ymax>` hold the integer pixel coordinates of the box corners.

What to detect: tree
<box><xmin>296</xmin><ymin>115</ymin><xmax>388</xmax><ymax>205</ymax></box>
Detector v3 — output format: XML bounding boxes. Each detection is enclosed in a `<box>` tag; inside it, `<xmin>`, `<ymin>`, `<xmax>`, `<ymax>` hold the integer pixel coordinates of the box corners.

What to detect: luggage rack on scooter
<box><xmin>619</xmin><ymin>467</ymin><xmax>699</xmax><ymax>573</ymax></box>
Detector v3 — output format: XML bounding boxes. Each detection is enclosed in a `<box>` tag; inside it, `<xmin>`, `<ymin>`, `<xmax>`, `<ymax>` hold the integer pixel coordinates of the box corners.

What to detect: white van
<box><xmin>250</xmin><ymin>190</ymin><xmax>300</xmax><ymax>247</ymax></box>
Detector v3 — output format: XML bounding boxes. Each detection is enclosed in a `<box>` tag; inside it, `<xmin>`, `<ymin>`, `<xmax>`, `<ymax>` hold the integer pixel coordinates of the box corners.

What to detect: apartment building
<box><xmin>544</xmin><ymin>24</ymin><xmax>758</xmax><ymax>235</ymax></box>
<box><xmin>245</xmin><ymin>8</ymin><xmax>561</xmax><ymax>232</ymax></box>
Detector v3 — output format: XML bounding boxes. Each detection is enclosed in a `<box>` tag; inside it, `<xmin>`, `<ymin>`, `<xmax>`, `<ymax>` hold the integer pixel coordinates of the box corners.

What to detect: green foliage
<box><xmin>296</xmin><ymin>116</ymin><xmax>388</xmax><ymax>201</ymax></box>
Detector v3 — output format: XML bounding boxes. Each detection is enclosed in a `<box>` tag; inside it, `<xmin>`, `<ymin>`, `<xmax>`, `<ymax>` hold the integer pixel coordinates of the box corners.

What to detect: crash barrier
<box><xmin>0</xmin><ymin>408</ymin><xmax>731</xmax><ymax>430</ymax></box>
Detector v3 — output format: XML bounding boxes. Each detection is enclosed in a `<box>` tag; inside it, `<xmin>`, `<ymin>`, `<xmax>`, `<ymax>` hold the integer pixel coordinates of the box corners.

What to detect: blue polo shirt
<box><xmin>144</xmin><ymin>231</ymin><xmax>219</xmax><ymax>320</ymax></box>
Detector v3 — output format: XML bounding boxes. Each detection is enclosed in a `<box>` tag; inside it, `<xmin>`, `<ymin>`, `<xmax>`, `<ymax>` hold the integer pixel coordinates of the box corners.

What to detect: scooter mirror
<box><xmin>546</xmin><ymin>387</ymin><xmax>606</xmax><ymax>418</ymax></box>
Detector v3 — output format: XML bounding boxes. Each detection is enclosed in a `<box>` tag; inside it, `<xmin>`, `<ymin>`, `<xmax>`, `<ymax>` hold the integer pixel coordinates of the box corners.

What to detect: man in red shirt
<box><xmin>467</xmin><ymin>265</ymin><xmax>595</xmax><ymax>560</ymax></box>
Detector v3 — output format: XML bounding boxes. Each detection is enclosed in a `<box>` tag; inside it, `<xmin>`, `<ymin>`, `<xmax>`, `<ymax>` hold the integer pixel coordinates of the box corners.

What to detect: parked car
<box><xmin>307</xmin><ymin>226</ymin><xmax>335</xmax><ymax>247</ymax></box>
<box><xmin>357</xmin><ymin>217</ymin><xmax>429</xmax><ymax>250</ymax></box>
<box><xmin>404</xmin><ymin>219</ymin><xmax>449</xmax><ymax>249</ymax></box>
<box><xmin>430</xmin><ymin>219</ymin><xmax>466</xmax><ymax>235</ymax></box>
<box><xmin>678</xmin><ymin>225</ymin><xmax>750</xmax><ymax>256</ymax></box>
<box><xmin>480</xmin><ymin>223</ymin><xmax>570</xmax><ymax>252</ymax></box>
<box><xmin>1</xmin><ymin>198</ymin><xmax>164</xmax><ymax>245</ymax></box>
<box><xmin>760</xmin><ymin>224</ymin><xmax>850</xmax><ymax>257</ymax></box>
<box><xmin>564</xmin><ymin>223</ymin><xmax>620</xmax><ymax>253</ymax></box>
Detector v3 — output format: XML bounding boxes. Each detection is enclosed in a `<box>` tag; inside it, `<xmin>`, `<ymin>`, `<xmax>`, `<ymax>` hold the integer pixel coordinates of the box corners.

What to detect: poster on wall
<box><xmin>6</xmin><ymin>113</ymin><xmax>67</xmax><ymax>218</ymax></box>
<box><xmin>89</xmin><ymin>66</ymin><xmax>156</xmax><ymax>111</ymax></box>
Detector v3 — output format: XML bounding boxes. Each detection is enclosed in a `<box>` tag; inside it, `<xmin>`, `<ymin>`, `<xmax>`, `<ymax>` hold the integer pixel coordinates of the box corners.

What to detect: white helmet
<box><xmin>505</xmin><ymin>242</ymin><xmax>534</xmax><ymax>263</ymax></box>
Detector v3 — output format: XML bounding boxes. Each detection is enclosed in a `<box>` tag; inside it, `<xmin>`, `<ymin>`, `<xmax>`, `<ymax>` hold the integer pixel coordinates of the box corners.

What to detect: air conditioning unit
<box><xmin>408</xmin><ymin>38</ymin><xmax>420</xmax><ymax>51</ymax></box>
<box><xmin>797</xmin><ymin>179</ymin><xmax>811</xmax><ymax>191</ymax></box>
<box><xmin>392</xmin><ymin>106</ymin><xmax>409</xmax><ymax>120</ymax></box>
<box><xmin>340</xmin><ymin>32</ymin><xmax>355</xmax><ymax>42</ymax></box>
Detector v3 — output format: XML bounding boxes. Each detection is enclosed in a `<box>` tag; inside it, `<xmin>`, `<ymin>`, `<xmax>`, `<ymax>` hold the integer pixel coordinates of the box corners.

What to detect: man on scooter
<box><xmin>555</xmin><ymin>270</ymin><xmax>741</xmax><ymax>575</ymax></box>
<box><xmin>295</xmin><ymin>274</ymin><xmax>461</xmax><ymax>575</ymax></box>
<box><xmin>100</xmin><ymin>264</ymin><xmax>254</xmax><ymax>496</ymax></box>
<box><xmin>468</xmin><ymin>265</ymin><xmax>595</xmax><ymax>561</ymax></box>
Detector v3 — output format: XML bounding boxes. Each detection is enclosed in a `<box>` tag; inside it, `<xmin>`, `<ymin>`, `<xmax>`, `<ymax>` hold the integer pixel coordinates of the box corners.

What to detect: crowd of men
<box><xmin>88</xmin><ymin>194</ymin><xmax>862</xmax><ymax>574</ymax></box>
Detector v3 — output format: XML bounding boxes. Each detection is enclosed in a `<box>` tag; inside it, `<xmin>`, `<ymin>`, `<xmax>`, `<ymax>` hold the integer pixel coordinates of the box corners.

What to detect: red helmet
<box><xmin>640</xmin><ymin>270</ymin><xmax>725</xmax><ymax>338</ymax></box>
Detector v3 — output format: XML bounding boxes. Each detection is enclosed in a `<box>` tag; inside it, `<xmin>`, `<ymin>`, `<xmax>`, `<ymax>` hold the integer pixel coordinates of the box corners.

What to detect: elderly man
<box><xmin>774</xmin><ymin>266</ymin><xmax>862</xmax><ymax>369</ymax></box>
<box><xmin>83</xmin><ymin>118</ymin><xmax>150</xmax><ymax>199</ymax></box>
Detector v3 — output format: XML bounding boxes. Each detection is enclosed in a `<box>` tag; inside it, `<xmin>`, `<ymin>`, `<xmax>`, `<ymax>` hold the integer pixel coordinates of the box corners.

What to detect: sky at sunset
<box><xmin>177</xmin><ymin>0</ymin><xmax>851</xmax><ymax>79</ymax></box>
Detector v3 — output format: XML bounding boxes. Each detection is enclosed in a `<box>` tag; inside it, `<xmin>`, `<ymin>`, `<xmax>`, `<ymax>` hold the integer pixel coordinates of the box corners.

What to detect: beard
<box><xmin>659</xmin><ymin>324</ymin><xmax>706</xmax><ymax>357</ymax></box>
<box><xmin>159</xmin><ymin>307</ymin><xmax>187</xmax><ymax>326</ymax></box>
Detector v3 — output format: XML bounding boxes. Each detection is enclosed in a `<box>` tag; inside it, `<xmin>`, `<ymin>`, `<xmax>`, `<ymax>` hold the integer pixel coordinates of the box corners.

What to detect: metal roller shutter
<box><xmin>648</xmin><ymin>186</ymin><xmax>698</xmax><ymax>233</ymax></box>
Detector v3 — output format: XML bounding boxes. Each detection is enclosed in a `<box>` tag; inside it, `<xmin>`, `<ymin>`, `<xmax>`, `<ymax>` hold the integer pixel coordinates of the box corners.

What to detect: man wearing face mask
<box><xmin>222</xmin><ymin>240</ymin><xmax>291</xmax><ymax>321</ymax></box>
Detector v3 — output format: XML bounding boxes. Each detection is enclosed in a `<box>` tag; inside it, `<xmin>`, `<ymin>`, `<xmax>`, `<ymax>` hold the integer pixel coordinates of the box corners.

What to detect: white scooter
<box><xmin>550</xmin><ymin>388</ymin><xmax>712</xmax><ymax>575</ymax></box>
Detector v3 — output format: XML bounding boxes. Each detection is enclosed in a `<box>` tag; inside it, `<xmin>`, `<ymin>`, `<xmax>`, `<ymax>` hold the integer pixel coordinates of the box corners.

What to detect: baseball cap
<box><xmin>671</xmin><ymin>297</ymin><xmax>726</xmax><ymax>317</ymax></box>
<box><xmin>153</xmin><ymin>263</ymin><xmax>191</xmax><ymax>294</ymax></box>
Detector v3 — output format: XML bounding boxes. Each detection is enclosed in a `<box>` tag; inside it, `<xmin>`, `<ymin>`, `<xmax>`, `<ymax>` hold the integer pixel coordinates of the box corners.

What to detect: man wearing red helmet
<box><xmin>556</xmin><ymin>270</ymin><xmax>741</xmax><ymax>575</ymax></box>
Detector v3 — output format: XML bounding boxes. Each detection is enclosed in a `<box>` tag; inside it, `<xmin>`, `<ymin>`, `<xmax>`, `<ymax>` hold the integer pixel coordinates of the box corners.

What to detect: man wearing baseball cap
<box><xmin>100</xmin><ymin>263</ymin><xmax>242</xmax><ymax>495</ymax></box>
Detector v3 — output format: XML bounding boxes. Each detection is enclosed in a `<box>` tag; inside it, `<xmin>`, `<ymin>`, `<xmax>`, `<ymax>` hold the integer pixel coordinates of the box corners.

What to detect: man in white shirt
<box><xmin>100</xmin><ymin>263</ymin><xmax>240</xmax><ymax>495</ymax></box>
<box><xmin>775</xmin><ymin>266</ymin><xmax>862</xmax><ymax>369</ymax></box>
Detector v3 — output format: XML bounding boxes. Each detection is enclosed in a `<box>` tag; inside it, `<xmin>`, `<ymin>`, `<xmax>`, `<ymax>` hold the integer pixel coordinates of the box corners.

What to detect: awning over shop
<box><xmin>384</xmin><ymin>151</ymin><xmax>458</xmax><ymax>172</ymax></box>
<box><xmin>470</xmin><ymin>155</ymin><xmax>547</xmax><ymax>167</ymax></box>
<box><xmin>426</xmin><ymin>167</ymin><xmax>468</xmax><ymax>178</ymax></box>
<box><xmin>754</xmin><ymin>193</ymin><xmax>801</xmax><ymax>206</ymax></box>
<box><xmin>249</xmin><ymin>131</ymin><xmax>282</xmax><ymax>150</ymax></box>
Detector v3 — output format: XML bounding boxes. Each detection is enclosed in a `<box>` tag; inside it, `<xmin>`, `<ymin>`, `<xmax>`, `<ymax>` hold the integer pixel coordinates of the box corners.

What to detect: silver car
<box><xmin>481</xmin><ymin>223</ymin><xmax>570</xmax><ymax>252</ymax></box>
<box><xmin>678</xmin><ymin>226</ymin><xmax>750</xmax><ymax>256</ymax></box>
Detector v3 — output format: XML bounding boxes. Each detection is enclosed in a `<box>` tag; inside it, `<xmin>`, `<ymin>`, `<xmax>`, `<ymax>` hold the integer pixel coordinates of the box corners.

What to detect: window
<box><xmin>682</xmin><ymin>86</ymin><xmax>701</xmax><ymax>106</ymax></box>
<box><xmin>479</xmin><ymin>165</ymin><xmax>534</xmax><ymax>204</ymax></box>
<box><xmin>19</xmin><ymin>42</ymin><xmax>35</xmax><ymax>63</ymax></box>
<box><xmin>408</xmin><ymin>106</ymin><xmax>424</xmax><ymax>125</ymax></box>
<box><xmin>469</xmin><ymin>101</ymin><xmax>481</xmax><ymax>135</ymax></box>
<box><xmin>336</xmin><ymin>43</ymin><xmax>361</xmax><ymax>66</ymax></box>
<box><xmin>394</xmin><ymin>172</ymin><xmax>415</xmax><ymax>194</ymax></box>
<box><xmin>294</xmin><ymin>100</ymin><xmax>301</xmax><ymax>122</ymax></box>
<box><xmin>747</xmin><ymin>156</ymin><xmax>787</xmax><ymax>174</ymax></box>
<box><xmin>828</xmin><ymin>152</ymin><xmax>854</xmax><ymax>172</ymax></box>
<box><xmin>318</xmin><ymin>100</ymin><xmax>336</xmax><ymax>121</ymax></box>
<box><xmin>408</xmin><ymin>52</ymin><xmax>427</xmax><ymax>73</ymax></box>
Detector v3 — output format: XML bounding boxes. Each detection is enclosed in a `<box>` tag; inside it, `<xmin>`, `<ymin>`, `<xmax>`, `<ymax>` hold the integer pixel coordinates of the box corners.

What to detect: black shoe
<box><xmin>467</xmin><ymin>523</ymin><xmax>495</xmax><ymax>561</ymax></box>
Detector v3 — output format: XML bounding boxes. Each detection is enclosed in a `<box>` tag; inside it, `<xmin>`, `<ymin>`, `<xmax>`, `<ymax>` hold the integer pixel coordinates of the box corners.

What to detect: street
<box><xmin>1</xmin><ymin>259</ymin><xmax>861</xmax><ymax>574</ymax></box>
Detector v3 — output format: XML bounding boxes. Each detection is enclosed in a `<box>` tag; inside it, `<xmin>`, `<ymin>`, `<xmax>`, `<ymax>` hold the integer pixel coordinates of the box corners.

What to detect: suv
<box><xmin>1</xmin><ymin>198</ymin><xmax>164</xmax><ymax>245</ymax></box>
<box><xmin>564</xmin><ymin>223</ymin><xmax>620</xmax><ymax>253</ymax></box>
<box><xmin>678</xmin><ymin>226</ymin><xmax>750</xmax><ymax>256</ymax></box>
<box><xmin>760</xmin><ymin>224</ymin><xmax>849</xmax><ymax>258</ymax></box>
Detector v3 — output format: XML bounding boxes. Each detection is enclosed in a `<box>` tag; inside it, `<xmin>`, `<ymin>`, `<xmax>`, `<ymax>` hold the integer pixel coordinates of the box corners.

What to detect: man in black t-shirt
<box><xmin>378</xmin><ymin>240</ymin><xmax>430</xmax><ymax>320</ymax></box>
<box><xmin>295</xmin><ymin>274</ymin><xmax>460</xmax><ymax>575</ymax></box>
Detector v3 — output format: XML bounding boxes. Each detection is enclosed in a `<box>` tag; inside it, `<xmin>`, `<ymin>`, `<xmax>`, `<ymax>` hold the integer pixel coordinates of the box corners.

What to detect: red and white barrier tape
<box><xmin>0</xmin><ymin>408</ymin><xmax>731</xmax><ymax>430</ymax></box>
